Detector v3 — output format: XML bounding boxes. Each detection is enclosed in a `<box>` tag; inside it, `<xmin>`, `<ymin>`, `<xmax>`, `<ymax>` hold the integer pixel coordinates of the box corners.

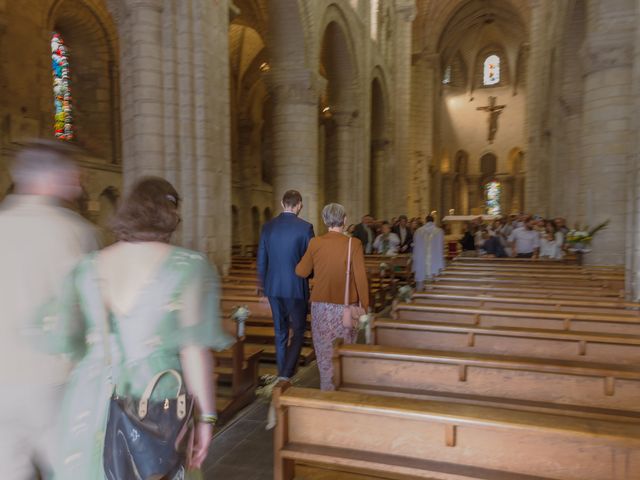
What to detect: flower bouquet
<box><xmin>566</xmin><ymin>220</ymin><xmax>609</xmax><ymax>250</ymax></box>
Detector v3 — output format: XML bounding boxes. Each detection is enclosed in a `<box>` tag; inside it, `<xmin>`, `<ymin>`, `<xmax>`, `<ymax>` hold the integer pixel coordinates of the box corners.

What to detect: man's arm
<box><xmin>256</xmin><ymin>225</ymin><xmax>268</xmax><ymax>293</ymax></box>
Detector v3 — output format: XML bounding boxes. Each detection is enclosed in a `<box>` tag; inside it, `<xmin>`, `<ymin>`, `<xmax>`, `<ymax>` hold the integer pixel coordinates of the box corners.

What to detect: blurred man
<box><xmin>0</xmin><ymin>140</ymin><xmax>99</xmax><ymax>479</ymax></box>
<box><xmin>412</xmin><ymin>215</ymin><xmax>445</xmax><ymax>291</ymax></box>
<box><xmin>257</xmin><ymin>190</ymin><xmax>314</xmax><ymax>381</ymax></box>
<box><xmin>353</xmin><ymin>214</ymin><xmax>375</xmax><ymax>254</ymax></box>
<box><xmin>392</xmin><ymin>215</ymin><xmax>413</xmax><ymax>253</ymax></box>
<box><xmin>509</xmin><ymin>217</ymin><xmax>540</xmax><ymax>258</ymax></box>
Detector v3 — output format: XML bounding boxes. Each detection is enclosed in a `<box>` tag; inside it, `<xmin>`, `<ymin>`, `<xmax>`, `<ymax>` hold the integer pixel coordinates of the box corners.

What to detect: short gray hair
<box><xmin>10</xmin><ymin>139</ymin><xmax>79</xmax><ymax>186</ymax></box>
<box><xmin>322</xmin><ymin>203</ymin><xmax>346</xmax><ymax>228</ymax></box>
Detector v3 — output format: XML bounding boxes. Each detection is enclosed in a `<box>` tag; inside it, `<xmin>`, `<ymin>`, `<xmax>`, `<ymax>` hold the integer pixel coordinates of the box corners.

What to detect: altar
<box><xmin>442</xmin><ymin>215</ymin><xmax>498</xmax><ymax>236</ymax></box>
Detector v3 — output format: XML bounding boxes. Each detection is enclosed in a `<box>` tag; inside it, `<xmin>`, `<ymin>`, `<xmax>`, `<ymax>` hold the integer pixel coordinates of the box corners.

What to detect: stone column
<box><xmin>331</xmin><ymin>109</ymin><xmax>358</xmax><ymax>215</ymax></box>
<box><xmin>370</xmin><ymin>138</ymin><xmax>389</xmax><ymax>218</ymax></box>
<box><xmin>497</xmin><ymin>174</ymin><xmax>514</xmax><ymax>216</ymax></box>
<box><xmin>265</xmin><ymin>71</ymin><xmax>320</xmax><ymax>226</ymax></box>
<box><xmin>524</xmin><ymin>0</ymin><xmax>546</xmax><ymax>213</ymax></box>
<box><xmin>627</xmin><ymin>0</ymin><xmax>640</xmax><ymax>298</ymax></box>
<box><xmin>409</xmin><ymin>51</ymin><xmax>437</xmax><ymax>218</ymax></box>
<box><xmin>392</xmin><ymin>1</ymin><xmax>416</xmax><ymax>215</ymax></box>
<box><xmin>119</xmin><ymin>0</ymin><xmax>165</xmax><ymax>185</ymax></box>
<box><xmin>441</xmin><ymin>174</ymin><xmax>453</xmax><ymax>215</ymax></box>
<box><xmin>581</xmin><ymin>0</ymin><xmax>634</xmax><ymax>265</ymax></box>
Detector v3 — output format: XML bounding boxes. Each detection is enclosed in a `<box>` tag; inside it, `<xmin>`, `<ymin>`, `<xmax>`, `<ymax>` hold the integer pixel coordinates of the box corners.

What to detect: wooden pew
<box><xmin>453</xmin><ymin>255</ymin><xmax>580</xmax><ymax>265</ymax></box>
<box><xmin>436</xmin><ymin>273</ymin><xmax>623</xmax><ymax>290</ymax></box>
<box><xmin>273</xmin><ymin>385</ymin><xmax>640</xmax><ymax>480</ymax></box>
<box><xmin>392</xmin><ymin>303</ymin><xmax>640</xmax><ymax>335</ymax></box>
<box><xmin>332</xmin><ymin>343</ymin><xmax>640</xmax><ymax>417</ymax></box>
<box><xmin>425</xmin><ymin>282</ymin><xmax>627</xmax><ymax>300</ymax></box>
<box><xmin>433</xmin><ymin>278</ymin><xmax>624</xmax><ymax>297</ymax></box>
<box><xmin>412</xmin><ymin>292</ymin><xmax>640</xmax><ymax>316</ymax></box>
<box><xmin>371</xmin><ymin>318</ymin><xmax>640</xmax><ymax>365</ymax></box>
<box><xmin>212</xmin><ymin>312</ymin><xmax>263</xmax><ymax>423</ymax></box>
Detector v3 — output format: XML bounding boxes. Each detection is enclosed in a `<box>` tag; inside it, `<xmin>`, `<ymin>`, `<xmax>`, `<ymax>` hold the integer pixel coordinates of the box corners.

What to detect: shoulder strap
<box><xmin>344</xmin><ymin>237</ymin><xmax>352</xmax><ymax>306</ymax></box>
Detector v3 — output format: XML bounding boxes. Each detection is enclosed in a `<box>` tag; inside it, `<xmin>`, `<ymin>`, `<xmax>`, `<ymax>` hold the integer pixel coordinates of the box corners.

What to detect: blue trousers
<box><xmin>267</xmin><ymin>297</ymin><xmax>308</xmax><ymax>378</ymax></box>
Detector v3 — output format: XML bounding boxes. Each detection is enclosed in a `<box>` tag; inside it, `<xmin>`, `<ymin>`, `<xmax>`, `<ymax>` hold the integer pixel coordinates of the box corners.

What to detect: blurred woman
<box><xmin>295</xmin><ymin>203</ymin><xmax>369</xmax><ymax>390</ymax></box>
<box><xmin>38</xmin><ymin>177</ymin><xmax>233</xmax><ymax>479</ymax></box>
<box><xmin>540</xmin><ymin>219</ymin><xmax>564</xmax><ymax>259</ymax></box>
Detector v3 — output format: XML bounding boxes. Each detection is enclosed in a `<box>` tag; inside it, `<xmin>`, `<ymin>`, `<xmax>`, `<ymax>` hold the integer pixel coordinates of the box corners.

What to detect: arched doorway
<box><xmin>370</xmin><ymin>76</ymin><xmax>387</xmax><ymax>218</ymax></box>
<box><xmin>453</xmin><ymin>150</ymin><xmax>469</xmax><ymax>214</ymax></box>
<box><xmin>319</xmin><ymin>18</ymin><xmax>358</xmax><ymax>214</ymax></box>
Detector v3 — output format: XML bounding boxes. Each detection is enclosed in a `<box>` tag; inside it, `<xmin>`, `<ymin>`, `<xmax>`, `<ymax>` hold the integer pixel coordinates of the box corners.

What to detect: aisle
<box><xmin>202</xmin><ymin>363</ymin><xmax>321</xmax><ymax>479</ymax></box>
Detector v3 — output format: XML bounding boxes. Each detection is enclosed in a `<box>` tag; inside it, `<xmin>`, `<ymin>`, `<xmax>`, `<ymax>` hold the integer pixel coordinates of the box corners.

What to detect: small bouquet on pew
<box><xmin>566</xmin><ymin>219</ymin><xmax>609</xmax><ymax>250</ymax></box>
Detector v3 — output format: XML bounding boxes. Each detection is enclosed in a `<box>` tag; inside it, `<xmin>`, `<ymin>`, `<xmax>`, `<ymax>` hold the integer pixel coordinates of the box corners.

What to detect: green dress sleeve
<box><xmin>164</xmin><ymin>255</ymin><xmax>235</xmax><ymax>352</ymax></box>
<box><xmin>30</xmin><ymin>257</ymin><xmax>90</xmax><ymax>361</ymax></box>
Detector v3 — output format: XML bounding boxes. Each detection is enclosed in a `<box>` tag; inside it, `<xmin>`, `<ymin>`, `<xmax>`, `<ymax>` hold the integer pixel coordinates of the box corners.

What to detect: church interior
<box><xmin>3</xmin><ymin>0</ymin><xmax>640</xmax><ymax>478</ymax></box>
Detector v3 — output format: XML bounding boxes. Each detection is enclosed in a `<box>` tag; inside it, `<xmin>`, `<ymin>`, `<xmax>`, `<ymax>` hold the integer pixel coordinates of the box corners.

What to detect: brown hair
<box><xmin>111</xmin><ymin>177</ymin><xmax>180</xmax><ymax>243</ymax></box>
<box><xmin>282</xmin><ymin>190</ymin><xmax>302</xmax><ymax>208</ymax></box>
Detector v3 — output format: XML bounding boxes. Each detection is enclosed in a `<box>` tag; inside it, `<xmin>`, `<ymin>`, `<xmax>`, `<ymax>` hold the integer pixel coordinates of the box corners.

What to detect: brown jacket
<box><xmin>295</xmin><ymin>232</ymin><xmax>369</xmax><ymax>310</ymax></box>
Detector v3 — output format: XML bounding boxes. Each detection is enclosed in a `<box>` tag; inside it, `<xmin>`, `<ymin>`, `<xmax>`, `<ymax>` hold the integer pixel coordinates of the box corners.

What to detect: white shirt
<box><xmin>0</xmin><ymin>195</ymin><xmax>99</xmax><ymax>386</ymax></box>
<box><xmin>373</xmin><ymin>232</ymin><xmax>400</xmax><ymax>256</ymax></box>
<box><xmin>508</xmin><ymin>227</ymin><xmax>541</xmax><ymax>255</ymax></box>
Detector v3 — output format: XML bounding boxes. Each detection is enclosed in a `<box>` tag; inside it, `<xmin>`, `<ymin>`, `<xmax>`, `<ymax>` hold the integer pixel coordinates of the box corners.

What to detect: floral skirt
<box><xmin>310</xmin><ymin>302</ymin><xmax>357</xmax><ymax>391</ymax></box>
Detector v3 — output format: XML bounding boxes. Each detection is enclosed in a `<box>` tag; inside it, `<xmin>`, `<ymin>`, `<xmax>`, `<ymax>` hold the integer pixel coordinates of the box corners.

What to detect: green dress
<box><xmin>38</xmin><ymin>246</ymin><xmax>234</xmax><ymax>479</ymax></box>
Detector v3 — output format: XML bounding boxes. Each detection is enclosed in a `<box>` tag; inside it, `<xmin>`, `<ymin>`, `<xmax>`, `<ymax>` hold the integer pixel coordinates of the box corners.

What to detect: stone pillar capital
<box><xmin>331</xmin><ymin>109</ymin><xmax>359</xmax><ymax>127</ymax></box>
<box><xmin>412</xmin><ymin>50</ymin><xmax>439</xmax><ymax>68</ymax></box>
<box><xmin>371</xmin><ymin>138</ymin><xmax>391</xmax><ymax>151</ymax></box>
<box><xmin>581</xmin><ymin>37</ymin><xmax>633</xmax><ymax>74</ymax></box>
<box><xmin>264</xmin><ymin>68</ymin><xmax>321</xmax><ymax>106</ymax></box>
<box><xmin>125</xmin><ymin>0</ymin><xmax>163</xmax><ymax>11</ymax></box>
<box><xmin>395</xmin><ymin>1</ymin><xmax>416</xmax><ymax>22</ymax></box>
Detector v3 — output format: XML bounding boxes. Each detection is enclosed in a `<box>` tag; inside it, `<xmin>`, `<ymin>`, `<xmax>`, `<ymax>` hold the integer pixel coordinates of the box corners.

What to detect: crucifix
<box><xmin>476</xmin><ymin>96</ymin><xmax>506</xmax><ymax>144</ymax></box>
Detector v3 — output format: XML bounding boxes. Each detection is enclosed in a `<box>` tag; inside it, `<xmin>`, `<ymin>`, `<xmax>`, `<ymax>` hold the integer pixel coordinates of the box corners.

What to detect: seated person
<box><xmin>482</xmin><ymin>231</ymin><xmax>507</xmax><ymax>258</ymax></box>
<box><xmin>373</xmin><ymin>221</ymin><xmax>400</xmax><ymax>256</ymax></box>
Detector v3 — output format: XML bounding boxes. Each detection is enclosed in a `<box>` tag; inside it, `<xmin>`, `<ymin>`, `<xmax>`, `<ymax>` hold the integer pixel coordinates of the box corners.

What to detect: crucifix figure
<box><xmin>476</xmin><ymin>96</ymin><xmax>506</xmax><ymax>144</ymax></box>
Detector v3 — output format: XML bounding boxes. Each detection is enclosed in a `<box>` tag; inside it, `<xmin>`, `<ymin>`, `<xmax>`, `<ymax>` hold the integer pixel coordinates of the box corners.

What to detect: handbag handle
<box><xmin>344</xmin><ymin>237</ymin><xmax>352</xmax><ymax>306</ymax></box>
<box><xmin>138</xmin><ymin>369</ymin><xmax>187</xmax><ymax>420</ymax></box>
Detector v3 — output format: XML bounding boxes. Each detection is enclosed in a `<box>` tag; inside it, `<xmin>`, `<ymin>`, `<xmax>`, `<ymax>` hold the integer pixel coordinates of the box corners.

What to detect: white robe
<box><xmin>412</xmin><ymin>223</ymin><xmax>445</xmax><ymax>282</ymax></box>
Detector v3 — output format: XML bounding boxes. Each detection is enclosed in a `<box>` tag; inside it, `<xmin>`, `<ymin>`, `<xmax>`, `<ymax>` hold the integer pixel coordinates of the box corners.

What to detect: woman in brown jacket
<box><xmin>295</xmin><ymin>203</ymin><xmax>369</xmax><ymax>390</ymax></box>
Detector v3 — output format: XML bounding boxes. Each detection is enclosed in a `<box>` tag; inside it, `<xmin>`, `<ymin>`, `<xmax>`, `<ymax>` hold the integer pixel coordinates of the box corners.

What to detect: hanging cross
<box><xmin>476</xmin><ymin>96</ymin><xmax>506</xmax><ymax>144</ymax></box>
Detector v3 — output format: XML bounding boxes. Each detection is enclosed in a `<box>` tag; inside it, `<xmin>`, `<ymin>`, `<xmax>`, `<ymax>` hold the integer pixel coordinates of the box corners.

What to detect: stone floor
<box><xmin>202</xmin><ymin>363</ymin><xmax>321</xmax><ymax>479</ymax></box>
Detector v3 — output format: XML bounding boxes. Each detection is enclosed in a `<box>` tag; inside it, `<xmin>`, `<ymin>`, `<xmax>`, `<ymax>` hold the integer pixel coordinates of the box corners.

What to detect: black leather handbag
<box><xmin>103</xmin><ymin>369</ymin><xmax>196</xmax><ymax>480</ymax></box>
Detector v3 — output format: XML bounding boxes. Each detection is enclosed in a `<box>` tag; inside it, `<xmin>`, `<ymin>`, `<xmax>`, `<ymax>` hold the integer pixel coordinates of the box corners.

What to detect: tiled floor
<box><xmin>202</xmin><ymin>363</ymin><xmax>320</xmax><ymax>479</ymax></box>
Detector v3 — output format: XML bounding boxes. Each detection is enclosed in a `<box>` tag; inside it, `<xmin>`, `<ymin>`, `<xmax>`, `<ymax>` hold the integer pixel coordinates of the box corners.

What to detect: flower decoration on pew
<box><xmin>566</xmin><ymin>219</ymin><xmax>609</xmax><ymax>249</ymax></box>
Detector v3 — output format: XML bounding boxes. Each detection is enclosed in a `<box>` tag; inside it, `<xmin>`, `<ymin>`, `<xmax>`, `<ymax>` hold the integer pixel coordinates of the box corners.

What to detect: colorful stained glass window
<box><xmin>485</xmin><ymin>180</ymin><xmax>501</xmax><ymax>215</ymax></box>
<box><xmin>442</xmin><ymin>65</ymin><xmax>452</xmax><ymax>85</ymax></box>
<box><xmin>483</xmin><ymin>54</ymin><xmax>500</xmax><ymax>86</ymax></box>
<box><xmin>52</xmin><ymin>32</ymin><xmax>73</xmax><ymax>141</ymax></box>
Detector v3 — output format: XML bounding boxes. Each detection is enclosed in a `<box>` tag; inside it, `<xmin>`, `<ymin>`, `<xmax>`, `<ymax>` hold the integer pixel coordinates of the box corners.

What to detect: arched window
<box><xmin>52</xmin><ymin>32</ymin><xmax>73</xmax><ymax>140</ymax></box>
<box><xmin>483</xmin><ymin>54</ymin><xmax>501</xmax><ymax>86</ymax></box>
<box><xmin>485</xmin><ymin>180</ymin><xmax>502</xmax><ymax>215</ymax></box>
<box><xmin>442</xmin><ymin>65</ymin><xmax>452</xmax><ymax>85</ymax></box>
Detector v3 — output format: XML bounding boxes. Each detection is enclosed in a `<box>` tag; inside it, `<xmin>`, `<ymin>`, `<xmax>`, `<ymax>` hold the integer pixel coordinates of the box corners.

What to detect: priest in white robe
<box><xmin>412</xmin><ymin>215</ymin><xmax>445</xmax><ymax>291</ymax></box>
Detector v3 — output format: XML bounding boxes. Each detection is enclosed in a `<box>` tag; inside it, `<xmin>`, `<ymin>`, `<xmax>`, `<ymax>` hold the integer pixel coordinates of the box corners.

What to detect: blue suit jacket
<box><xmin>257</xmin><ymin>212</ymin><xmax>315</xmax><ymax>299</ymax></box>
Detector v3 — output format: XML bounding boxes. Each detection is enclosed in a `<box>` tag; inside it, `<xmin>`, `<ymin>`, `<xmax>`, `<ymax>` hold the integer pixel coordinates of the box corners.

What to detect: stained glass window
<box><xmin>485</xmin><ymin>180</ymin><xmax>501</xmax><ymax>215</ymax></box>
<box><xmin>442</xmin><ymin>65</ymin><xmax>452</xmax><ymax>85</ymax></box>
<box><xmin>483</xmin><ymin>54</ymin><xmax>500</xmax><ymax>86</ymax></box>
<box><xmin>52</xmin><ymin>32</ymin><xmax>73</xmax><ymax>141</ymax></box>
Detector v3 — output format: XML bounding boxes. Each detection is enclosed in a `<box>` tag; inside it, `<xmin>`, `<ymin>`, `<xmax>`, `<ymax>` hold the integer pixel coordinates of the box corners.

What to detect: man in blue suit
<box><xmin>257</xmin><ymin>190</ymin><xmax>314</xmax><ymax>380</ymax></box>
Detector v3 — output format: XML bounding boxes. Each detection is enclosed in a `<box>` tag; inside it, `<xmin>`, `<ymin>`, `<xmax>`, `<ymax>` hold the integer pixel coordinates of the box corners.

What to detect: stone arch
<box><xmin>251</xmin><ymin>206</ymin><xmax>261</xmax><ymax>245</ymax></box>
<box><xmin>47</xmin><ymin>0</ymin><xmax>120</xmax><ymax>163</ymax></box>
<box><xmin>508</xmin><ymin>147</ymin><xmax>524</xmax><ymax>175</ymax></box>
<box><xmin>318</xmin><ymin>13</ymin><xmax>360</xmax><ymax>212</ymax></box>
<box><xmin>370</xmin><ymin>71</ymin><xmax>389</xmax><ymax>218</ymax></box>
<box><xmin>263</xmin><ymin>207</ymin><xmax>272</xmax><ymax>223</ymax></box>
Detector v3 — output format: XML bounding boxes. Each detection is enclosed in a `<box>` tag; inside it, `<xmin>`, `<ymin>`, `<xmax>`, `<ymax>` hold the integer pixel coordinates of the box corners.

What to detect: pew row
<box><xmin>425</xmin><ymin>282</ymin><xmax>627</xmax><ymax>300</ymax></box>
<box><xmin>273</xmin><ymin>385</ymin><xmax>640</xmax><ymax>480</ymax></box>
<box><xmin>332</xmin><ymin>342</ymin><xmax>640</xmax><ymax>418</ymax></box>
<box><xmin>371</xmin><ymin>318</ymin><xmax>640</xmax><ymax>365</ymax></box>
<box><xmin>393</xmin><ymin>303</ymin><xmax>640</xmax><ymax>334</ymax></box>
<box><xmin>412</xmin><ymin>292</ymin><xmax>640</xmax><ymax>316</ymax></box>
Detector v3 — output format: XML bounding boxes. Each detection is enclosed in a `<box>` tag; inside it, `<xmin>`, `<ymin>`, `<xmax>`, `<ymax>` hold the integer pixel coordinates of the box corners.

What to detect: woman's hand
<box><xmin>190</xmin><ymin>422</ymin><xmax>214</xmax><ymax>469</ymax></box>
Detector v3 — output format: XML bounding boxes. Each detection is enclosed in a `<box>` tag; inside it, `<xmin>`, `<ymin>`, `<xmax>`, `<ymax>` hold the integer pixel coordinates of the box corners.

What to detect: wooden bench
<box><xmin>211</xmin><ymin>313</ymin><xmax>263</xmax><ymax>423</ymax></box>
<box><xmin>273</xmin><ymin>385</ymin><xmax>640</xmax><ymax>480</ymax></box>
<box><xmin>425</xmin><ymin>282</ymin><xmax>627</xmax><ymax>300</ymax></box>
<box><xmin>412</xmin><ymin>292</ymin><xmax>640</xmax><ymax>316</ymax></box>
<box><xmin>371</xmin><ymin>318</ymin><xmax>640</xmax><ymax>365</ymax></box>
<box><xmin>436</xmin><ymin>273</ymin><xmax>623</xmax><ymax>290</ymax></box>
<box><xmin>452</xmin><ymin>256</ymin><xmax>580</xmax><ymax>265</ymax></box>
<box><xmin>433</xmin><ymin>278</ymin><xmax>624</xmax><ymax>297</ymax></box>
<box><xmin>392</xmin><ymin>303</ymin><xmax>640</xmax><ymax>335</ymax></box>
<box><xmin>332</xmin><ymin>342</ymin><xmax>640</xmax><ymax>417</ymax></box>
